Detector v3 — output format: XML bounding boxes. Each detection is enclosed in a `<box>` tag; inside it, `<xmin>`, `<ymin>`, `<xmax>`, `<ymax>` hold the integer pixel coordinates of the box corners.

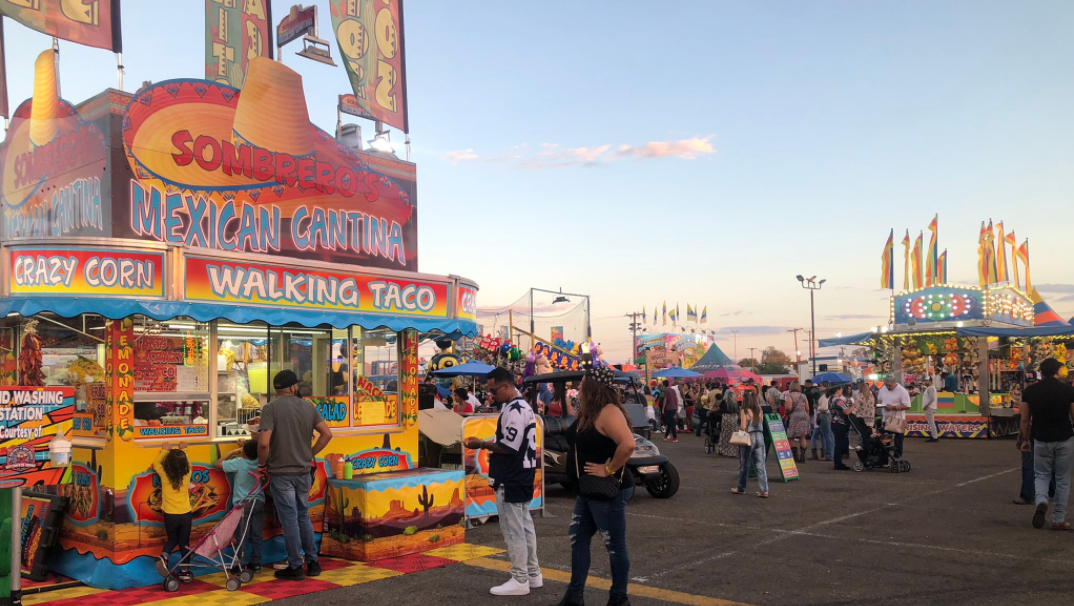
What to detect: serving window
<box><xmin>132</xmin><ymin>317</ymin><xmax>211</xmax><ymax>440</ymax></box>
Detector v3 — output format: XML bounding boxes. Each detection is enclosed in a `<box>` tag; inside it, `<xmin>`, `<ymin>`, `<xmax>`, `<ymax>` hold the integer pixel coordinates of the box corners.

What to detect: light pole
<box><xmin>731</xmin><ymin>330</ymin><xmax>739</xmax><ymax>362</ymax></box>
<box><xmin>748</xmin><ymin>347</ymin><xmax>758</xmax><ymax>373</ymax></box>
<box><xmin>529</xmin><ymin>287</ymin><xmax>591</xmax><ymax>343</ymax></box>
<box><xmin>796</xmin><ymin>275</ymin><xmax>825</xmax><ymax>377</ymax></box>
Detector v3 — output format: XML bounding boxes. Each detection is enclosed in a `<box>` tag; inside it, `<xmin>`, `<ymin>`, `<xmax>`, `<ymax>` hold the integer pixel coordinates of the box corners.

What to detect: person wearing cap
<box><xmin>464</xmin><ymin>367</ymin><xmax>541</xmax><ymax>596</ymax></box>
<box><xmin>257</xmin><ymin>369</ymin><xmax>333</xmax><ymax>580</ymax></box>
<box><xmin>1018</xmin><ymin>358</ymin><xmax>1074</xmax><ymax>530</ymax></box>
<box><xmin>921</xmin><ymin>376</ymin><xmax>940</xmax><ymax>442</ymax></box>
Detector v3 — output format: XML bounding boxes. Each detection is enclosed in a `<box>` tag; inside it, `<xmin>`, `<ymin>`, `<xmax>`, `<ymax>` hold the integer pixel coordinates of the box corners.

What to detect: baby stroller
<box><xmin>161</xmin><ymin>472</ymin><xmax>268</xmax><ymax>592</ymax></box>
<box><xmin>703</xmin><ymin>410</ymin><xmax>722</xmax><ymax>454</ymax></box>
<box><xmin>847</xmin><ymin>414</ymin><xmax>911</xmax><ymax>473</ymax></box>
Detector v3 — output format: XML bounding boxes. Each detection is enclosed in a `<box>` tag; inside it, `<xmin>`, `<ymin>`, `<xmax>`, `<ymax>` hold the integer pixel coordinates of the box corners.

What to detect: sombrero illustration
<box><xmin>122</xmin><ymin>57</ymin><xmax>412</xmax><ymax>224</ymax></box>
<box><xmin>1</xmin><ymin>50</ymin><xmax>108</xmax><ymax>211</ymax></box>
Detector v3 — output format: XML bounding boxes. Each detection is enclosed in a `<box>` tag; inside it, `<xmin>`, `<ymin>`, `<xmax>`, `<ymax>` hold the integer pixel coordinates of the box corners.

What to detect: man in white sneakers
<box><xmin>465</xmin><ymin>367</ymin><xmax>541</xmax><ymax>595</ymax></box>
<box><xmin>922</xmin><ymin>376</ymin><xmax>940</xmax><ymax>442</ymax></box>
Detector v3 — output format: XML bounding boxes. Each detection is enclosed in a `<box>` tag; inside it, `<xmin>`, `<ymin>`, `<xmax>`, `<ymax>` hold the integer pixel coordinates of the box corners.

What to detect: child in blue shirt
<box><xmin>215</xmin><ymin>440</ymin><xmax>264</xmax><ymax>573</ymax></box>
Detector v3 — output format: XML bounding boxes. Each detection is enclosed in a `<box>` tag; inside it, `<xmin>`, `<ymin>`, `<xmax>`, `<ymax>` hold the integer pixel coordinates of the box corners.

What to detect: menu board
<box><xmin>764</xmin><ymin>413</ymin><xmax>800</xmax><ymax>482</ymax></box>
<box><xmin>134</xmin><ymin>336</ymin><xmax>206</xmax><ymax>392</ymax></box>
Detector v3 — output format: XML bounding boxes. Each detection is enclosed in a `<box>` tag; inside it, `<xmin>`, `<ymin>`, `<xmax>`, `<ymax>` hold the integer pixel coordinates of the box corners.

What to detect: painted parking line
<box><xmin>462</xmin><ymin>556</ymin><xmax>756</xmax><ymax>606</ymax></box>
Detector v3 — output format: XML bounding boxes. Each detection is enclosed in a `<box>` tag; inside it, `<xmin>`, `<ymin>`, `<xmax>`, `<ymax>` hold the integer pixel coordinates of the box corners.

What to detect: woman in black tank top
<box><xmin>557</xmin><ymin>366</ymin><xmax>636</xmax><ymax>606</ymax></box>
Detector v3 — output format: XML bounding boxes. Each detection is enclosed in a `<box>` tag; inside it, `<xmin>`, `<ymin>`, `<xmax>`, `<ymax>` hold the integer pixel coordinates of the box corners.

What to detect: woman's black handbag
<box><xmin>574</xmin><ymin>452</ymin><xmax>622</xmax><ymax>501</ymax></box>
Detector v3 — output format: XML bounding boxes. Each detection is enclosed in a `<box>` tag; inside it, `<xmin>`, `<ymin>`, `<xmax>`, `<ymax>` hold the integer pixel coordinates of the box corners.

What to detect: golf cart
<box><xmin>523</xmin><ymin>370</ymin><xmax>680</xmax><ymax>499</ymax></box>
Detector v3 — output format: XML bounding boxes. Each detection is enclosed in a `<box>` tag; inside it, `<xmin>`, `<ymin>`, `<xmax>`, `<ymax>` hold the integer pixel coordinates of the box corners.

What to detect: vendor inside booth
<box><xmin>0</xmin><ymin>53</ymin><xmax>479</xmax><ymax>589</ymax></box>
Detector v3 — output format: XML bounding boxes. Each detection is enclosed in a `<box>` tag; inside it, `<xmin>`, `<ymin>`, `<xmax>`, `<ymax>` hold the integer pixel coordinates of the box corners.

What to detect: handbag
<box><xmin>884</xmin><ymin>415</ymin><xmax>907</xmax><ymax>434</ymax></box>
<box><xmin>575</xmin><ymin>452</ymin><xmax>622</xmax><ymax>501</ymax></box>
<box><xmin>730</xmin><ymin>430</ymin><xmax>751</xmax><ymax>447</ymax></box>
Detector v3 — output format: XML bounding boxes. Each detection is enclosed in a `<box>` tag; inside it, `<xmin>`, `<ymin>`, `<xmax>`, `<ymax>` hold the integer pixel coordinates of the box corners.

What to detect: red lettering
<box><xmin>171</xmin><ymin>131</ymin><xmax>195</xmax><ymax>166</ymax></box>
<box><xmin>274</xmin><ymin>152</ymin><xmax>298</xmax><ymax>187</ymax></box>
<box><xmin>252</xmin><ymin>147</ymin><xmax>273</xmax><ymax>181</ymax></box>
<box><xmin>362</xmin><ymin>171</ymin><xmax>380</xmax><ymax>202</ymax></box>
<box><xmin>315</xmin><ymin>161</ymin><xmax>336</xmax><ymax>194</ymax></box>
<box><xmin>336</xmin><ymin>167</ymin><xmax>357</xmax><ymax>197</ymax></box>
<box><xmin>297</xmin><ymin>158</ymin><xmax>317</xmax><ymax>190</ymax></box>
<box><xmin>193</xmin><ymin>135</ymin><xmax>223</xmax><ymax>172</ymax></box>
<box><xmin>222</xmin><ymin>139</ymin><xmax>252</xmax><ymax>178</ymax></box>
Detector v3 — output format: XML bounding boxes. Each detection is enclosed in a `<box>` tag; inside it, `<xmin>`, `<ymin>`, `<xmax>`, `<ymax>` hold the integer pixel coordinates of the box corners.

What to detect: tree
<box><xmin>755</xmin><ymin>347</ymin><xmax>793</xmax><ymax>374</ymax></box>
<box><xmin>739</xmin><ymin>357</ymin><xmax>760</xmax><ymax>369</ymax></box>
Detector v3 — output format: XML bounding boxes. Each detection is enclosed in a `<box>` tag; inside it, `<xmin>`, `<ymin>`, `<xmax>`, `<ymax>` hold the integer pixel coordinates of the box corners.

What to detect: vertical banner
<box><xmin>330</xmin><ymin>0</ymin><xmax>408</xmax><ymax>132</ymax></box>
<box><xmin>550</xmin><ymin>327</ymin><xmax>564</xmax><ymax>342</ymax></box>
<box><xmin>398</xmin><ymin>328</ymin><xmax>419</xmax><ymax>428</ymax></box>
<box><xmin>0</xmin><ymin>16</ymin><xmax>7</xmax><ymax>119</ymax></box>
<box><xmin>764</xmin><ymin>413</ymin><xmax>799</xmax><ymax>482</ymax></box>
<box><xmin>205</xmin><ymin>0</ymin><xmax>272</xmax><ymax>87</ymax></box>
<box><xmin>0</xmin><ymin>0</ymin><xmax>121</xmax><ymax>51</ymax></box>
<box><xmin>105</xmin><ymin>318</ymin><xmax>134</xmax><ymax>442</ymax></box>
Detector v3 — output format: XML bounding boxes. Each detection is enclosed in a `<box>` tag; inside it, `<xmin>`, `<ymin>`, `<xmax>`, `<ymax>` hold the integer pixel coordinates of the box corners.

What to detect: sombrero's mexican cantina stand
<box><xmin>0</xmin><ymin>54</ymin><xmax>478</xmax><ymax>588</ymax></box>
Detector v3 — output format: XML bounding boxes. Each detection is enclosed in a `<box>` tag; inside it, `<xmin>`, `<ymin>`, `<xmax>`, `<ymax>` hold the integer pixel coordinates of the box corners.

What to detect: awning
<box><xmin>956</xmin><ymin>325</ymin><xmax>1074</xmax><ymax>338</ymax></box>
<box><xmin>0</xmin><ymin>296</ymin><xmax>478</xmax><ymax>336</ymax></box>
<box><xmin>818</xmin><ymin>332</ymin><xmax>875</xmax><ymax>347</ymax></box>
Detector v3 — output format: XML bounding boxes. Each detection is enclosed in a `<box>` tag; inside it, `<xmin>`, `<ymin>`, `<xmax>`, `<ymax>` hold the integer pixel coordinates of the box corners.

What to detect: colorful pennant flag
<box><xmin>330</xmin><ymin>0</ymin><xmax>409</xmax><ymax>132</ymax></box>
<box><xmin>985</xmin><ymin>220</ymin><xmax>998</xmax><ymax>284</ymax></box>
<box><xmin>995</xmin><ymin>221</ymin><xmax>1008</xmax><ymax>282</ymax></box>
<box><xmin>911</xmin><ymin>232</ymin><xmax>923</xmax><ymax>290</ymax></box>
<box><xmin>701</xmin><ymin>306</ymin><xmax>708</xmax><ymax>324</ymax></box>
<box><xmin>642</xmin><ymin>306</ymin><xmax>646</xmax><ymax>323</ymax></box>
<box><xmin>1017</xmin><ymin>239</ymin><xmax>1031</xmax><ymax>293</ymax></box>
<box><xmin>938</xmin><ymin>249</ymin><xmax>948</xmax><ymax>284</ymax></box>
<box><xmin>669</xmin><ymin>305</ymin><xmax>678</xmax><ymax>324</ymax></box>
<box><xmin>977</xmin><ymin>221</ymin><xmax>988</xmax><ymax>287</ymax></box>
<box><xmin>687</xmin><ymin>305</ymin><xmax>697</xmax><ymax>323</ymax></box>
<box><xmin>901</xmin><ymin>230</ymin><xmax>911</xmax><ymax>291</ymax></box>
<box><xmin>662</xmin><ymin>301</ymin><xmax>667</xmax><ymax>326</ymax></box>
<box><xmin>880</xmin><ymin>229</ymin><xmax>894</xmax><ymax>289</ymax></box>
<box><xmin>0</xmin><ymin>0</ymin><xmax>122</xmax><ymax>51</ymax></box>
<box><xmin>1006</xmin><ymin>229</ymin><xmax>1019</xmax><ymax>290</ymax></box>
<box><xmin>926</xmin><ymin>215</ymin><xmax>938</xmax><ymax>286</ymax></box>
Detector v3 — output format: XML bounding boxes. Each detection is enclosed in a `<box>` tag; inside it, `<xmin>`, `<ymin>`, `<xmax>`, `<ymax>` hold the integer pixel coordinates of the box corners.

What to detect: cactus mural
<box><xmin>417</xmin><ymin>485</ymin><xmax>434</xmax><ymax>515</ymax></box>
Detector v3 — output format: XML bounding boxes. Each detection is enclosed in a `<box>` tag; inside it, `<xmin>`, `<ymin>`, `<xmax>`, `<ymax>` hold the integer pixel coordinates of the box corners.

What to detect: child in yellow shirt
<box><xmin>152</xmin><ymin>442</ymin><xmax>192</xmax><ymax>582</ymax></box>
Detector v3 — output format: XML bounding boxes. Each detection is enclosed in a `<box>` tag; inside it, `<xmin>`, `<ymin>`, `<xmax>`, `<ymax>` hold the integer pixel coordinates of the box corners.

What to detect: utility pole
<box><xmin>748</xmin><ymin>347</ymin><xmax>758</xmax><ymax>373</ymax></box>
<box><xmin>625</xmin><ymin>312</ymin><xmax>643</xmax><ymax>364</ymax></box>
<box><xmin>788</xmin><ymin>328</ymin><xmax>803</xmax><ymax>375</ymax></box>
<box><xmin>731</xmin><ymin>330</ymin><xmax>739</xmax><ymax>362</ymax></box>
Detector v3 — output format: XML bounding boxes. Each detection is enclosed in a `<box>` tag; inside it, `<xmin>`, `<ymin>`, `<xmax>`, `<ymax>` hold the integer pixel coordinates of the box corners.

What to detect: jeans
<box><xmin>663</xmin><ymin>409</ymin><xmax>678</xmax><ymax>439</ymax></box>
<box><xmin>817</xmin><ymin>412</ymin><xmax>834</xmax><ymax>460</ymax></box>
<box><xmin>737</xmin><ymin>432</ymin><xmax>769</xmax><ymax>494</ymax></box>
<box><xmin>270</xmin><ymin>474</ymin><xmax>317</xmax><ymax>570</ymax></box>
<box><xmin>924</xmin><ymin>408</ymin><xmax>939</xmax><ymax>439</ymax></box>
<box><xmin>695</xmin><ymin>409</ymin><xmax>708</xmax><ymax>436</ymax></box>
<box><xmin>569</xmin><ymin>487</ymin><xmax>634</xmax><ymax>598</ymax></box>
<box><xmin>1034</xmin><ymin>438</ymin><xmax>1074</xmax><ymax>523</ymax></box>
<box><xmin>832</xmin><ymin>423</ymin><xmax>850</xmax><ymax>467</ymax></box>
<box><xmin>241</xmin><ymin>500</ymin><xmax>265</xmax><ymax>567</ymax></box>
<box><xmin>1020</xmin><ymin>444</ymin><xmax>1056</xmax><ymax>502</ymax></box>
<box><xmin>162</xmin><ymin>512</ymin><xmax>192</xmax><ymax>563</ymax></box>
<box><xmin>893</xmin><ymin>432</ymin><xmax>904</xmax><ymax>457</ymax></box>
<box><xmin>496</xmin><ymin>486</ymin><xmax>539</xmax><ymax>584</ymax></box>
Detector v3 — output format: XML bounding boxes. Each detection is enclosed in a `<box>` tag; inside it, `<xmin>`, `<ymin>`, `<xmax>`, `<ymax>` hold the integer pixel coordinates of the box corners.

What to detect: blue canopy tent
<box><xmin>818</xmin><ymin>332</ymin><xmax>875</xmax><ymax>347</ymax></box>
<box><xmin>652</xmin><ymin>367</ymin><xmax>703</xmax><ymax>379</ymax></box>
<box><xmin>811</xmin><ymin>371</ymin><xmax>853</xmax><ymax>384</ymax></box>
<box><xmin>431</xmin><ymin>360</ymin><xmax>496</xmax><ymax>377</ymax></box>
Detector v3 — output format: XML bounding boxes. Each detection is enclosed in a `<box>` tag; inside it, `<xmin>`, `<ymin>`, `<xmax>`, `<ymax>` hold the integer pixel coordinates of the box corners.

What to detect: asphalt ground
<box><xmin>274</xmin><ymin>433</ymin><xmax>1074</xmax><ymax>606</ymax></box>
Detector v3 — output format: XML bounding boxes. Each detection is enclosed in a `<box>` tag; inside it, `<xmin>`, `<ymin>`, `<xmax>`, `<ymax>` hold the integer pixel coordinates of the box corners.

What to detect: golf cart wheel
<box><xmin>226</xmin><ymin>577</ymin><xmax>242</xmax><ymax>592</ymax></box>
<box><xmin>899</xmin><ymin>460</ymin><xmax>911</xmax><ymax>473</ymax></box>
<box><xmin>163</xmin><ymin>577</ymin><xmax>181</xmax><ymax>592</ymax></box>
<box><xmin>853</xmin><ymin>461</ymin><xmax>864</xmax><ymax>472</ymax></box>
<box><xmin>239</xmin><ymin>569</ymin><xmax>254</xmax><ymax>583</ymax></box>
<box><xmin>645</xmin><ymin>462</ymin><xmax>680</xmax><ymax>499</ymax></box>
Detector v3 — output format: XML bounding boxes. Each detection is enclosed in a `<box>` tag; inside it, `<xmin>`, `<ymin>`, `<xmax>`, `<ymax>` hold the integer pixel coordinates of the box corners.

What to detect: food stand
<box><xmin>0</xmin><ymin>53</ymin><xmax>478</xmax><ymax>588</ymax></box>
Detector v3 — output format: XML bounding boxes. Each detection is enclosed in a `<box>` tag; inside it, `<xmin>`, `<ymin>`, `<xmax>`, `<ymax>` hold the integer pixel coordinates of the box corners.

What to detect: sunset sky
<box><xmin>4</xmin><ymin>1</ymin><xmax>1071</xmax><ymax>364</ymax></box>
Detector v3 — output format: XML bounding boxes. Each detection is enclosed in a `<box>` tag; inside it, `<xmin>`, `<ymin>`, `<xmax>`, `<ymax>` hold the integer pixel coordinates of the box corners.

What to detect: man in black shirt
<box><xmin>1018</xmin><ymin>358</ymin><xmax>1074</xmax><ymax>530</ymax></box>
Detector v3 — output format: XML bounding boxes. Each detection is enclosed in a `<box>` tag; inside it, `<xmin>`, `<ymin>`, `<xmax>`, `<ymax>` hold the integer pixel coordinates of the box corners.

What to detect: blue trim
<box><xmin>0</xmin><ymin>296</ymin><xmax>478</xmax><ymax>335</ymax></box>
<box><xmin>818</xmin><ymin>332</ymin><xmax>875</xmax><ymax>347</ymax></box>
<box><xmin>957</xmin><ymin>325</ymin><xmax>1074</xmax><ymax>338</ymax></box>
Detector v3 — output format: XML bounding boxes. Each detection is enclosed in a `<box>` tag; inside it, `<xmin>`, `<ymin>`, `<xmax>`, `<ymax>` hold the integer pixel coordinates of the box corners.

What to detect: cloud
<box><xmin>720</xmin><ymin>310</ymin><xmax>751</xmax><ymax>317</ymax></box>
<box><xmin>709</xmin><ymin>325</ymin><xmax>789</xmax><ymax>337</ymax></box>
<box><xmin>442</xmin><ymin>136</ymin><xmax>715</xmax><ymax>169</ymax></box>
<box><xmin>824</xmin><ymin>314</ymin><xmax>884</xmax><ymax>321</ymax></box>
<box><xmin>1036</xmin><ymin>283</ymin><xmax>1074</xmax><ymax>294</ymax></box>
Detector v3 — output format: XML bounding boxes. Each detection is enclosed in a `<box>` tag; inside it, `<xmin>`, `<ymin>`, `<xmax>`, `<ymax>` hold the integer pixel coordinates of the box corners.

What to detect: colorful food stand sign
<box><xmin>128</xmin><ymin>465</ymin><xmax>230</xmax><ymax>524</ymax></box>
<box><xmin>8</xmin><ymin>247</ymin><xmax>165</xmax><ymax>298</ymax></box>
<box><xmin>184</xmin><ymin>255</ymin><xmax>449</xmax><ymax>317</ymax></box>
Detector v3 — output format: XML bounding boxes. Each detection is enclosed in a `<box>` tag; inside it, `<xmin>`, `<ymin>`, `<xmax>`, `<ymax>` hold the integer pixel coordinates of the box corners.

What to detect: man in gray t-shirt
<box><xmin>257</xmin><ymin>370</ymin><xmax>332</xmax><ymax>580</ymax></box>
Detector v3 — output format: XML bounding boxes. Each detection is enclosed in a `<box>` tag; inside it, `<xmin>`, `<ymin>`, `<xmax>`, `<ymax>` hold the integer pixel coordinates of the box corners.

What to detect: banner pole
<box><xmin>405</xmin><ymin>134</ymin><xmax>411</xmax><ymax>162</ymax></box>
<box><xmin>115</xmin><ymin>52</ymin><xmax>124</xmax><ymax>90</ymax></box>
<box><xmin>336</xmin><ymin>104</ymin><xmax>342</xmax><ymax>139</ymax></box>
<box><xmin>52</xmin><ymin>37</ymin><xmax>60</xmax><ymax>98</ymax></box>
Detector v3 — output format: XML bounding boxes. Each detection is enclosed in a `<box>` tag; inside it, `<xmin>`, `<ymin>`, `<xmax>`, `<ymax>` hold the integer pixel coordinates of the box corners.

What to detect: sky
<box><xmin>3</xmin><ymin>1</ymin><xmax>1073</xmax><ymax>365</ymax></box>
